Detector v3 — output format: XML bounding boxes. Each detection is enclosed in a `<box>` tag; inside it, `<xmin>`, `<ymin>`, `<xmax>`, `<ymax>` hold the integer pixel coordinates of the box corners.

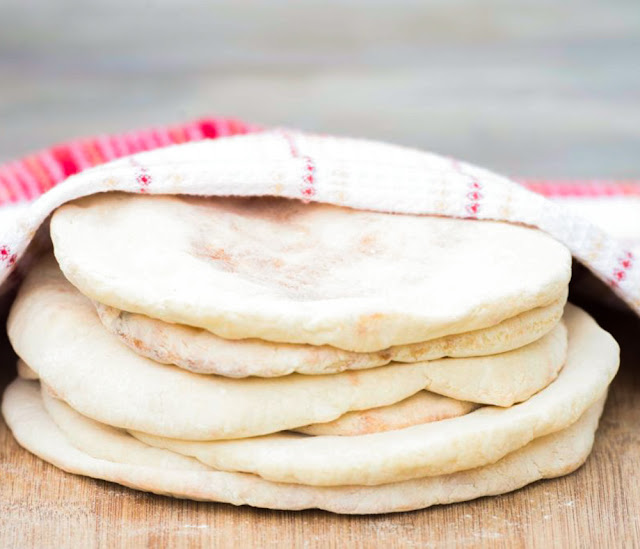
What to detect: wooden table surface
<box><xmin>0</xmin><ymin>301</ymin><xmax>638</xmax><ymax>548</ymax></box>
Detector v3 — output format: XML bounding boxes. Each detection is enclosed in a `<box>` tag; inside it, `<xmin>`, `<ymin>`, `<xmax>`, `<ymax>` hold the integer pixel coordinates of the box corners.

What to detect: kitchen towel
<box><xmin>0</xmin><ymin>117</ymin><xmax>637</xmax><ymax>315</ymax></box>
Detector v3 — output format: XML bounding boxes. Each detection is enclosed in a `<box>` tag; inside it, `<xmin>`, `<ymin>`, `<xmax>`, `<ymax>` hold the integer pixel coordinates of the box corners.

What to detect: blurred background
<box><xmin>1</xmin><ymin>0</ymin><xmax>639</xmax><ymax>177</ymax></box>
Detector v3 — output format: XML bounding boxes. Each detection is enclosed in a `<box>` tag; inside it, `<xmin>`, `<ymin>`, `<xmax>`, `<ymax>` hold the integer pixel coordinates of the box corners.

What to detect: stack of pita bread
<box><xmin>2</xmin><ymin>192</ymin><xmax>619</xmax><ymax>514</ymax></box>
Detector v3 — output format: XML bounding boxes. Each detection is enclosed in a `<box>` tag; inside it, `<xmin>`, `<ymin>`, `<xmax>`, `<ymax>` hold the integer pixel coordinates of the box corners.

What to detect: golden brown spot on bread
<box><xmin>192</xmin><ymin>246</ymin><xmax>236</xmax><ymax>272</ymax></box>
<box><xmin>357</xmin><ymin>313</ymin><xmax>385</xmax><ymax>336</ymax></box>
<box><xmin>131</xmin><ymin>337</ymin><xmax>146</xmax><ymax>352</ymax></box>
<box><xmin>346</xmin><ymin>371</ymin><xmax>360</xmax><ymax>386</ymax></box>
<box><xmin>378</xmin><ymin>349</ymin><xmax>393</xmax><ymax>361</ymax></box>
<box><xmin>116</xmin><ymin>325</ymin><xmax>148</xmax><ymax>353</ymax></box>
<box><xmin>362</xmin><ymin>414</ymin><xmax>388</xmax><ymax>433</ymax></box>
<box><xmin>208</xmin><ymin>248</ymin><xmax>233</xmax><ymax>264</ymax></box>
<box><xmin>358</xmin><ymin>233</ymin><xmax>379</xmax><ymax>255</ymax></box>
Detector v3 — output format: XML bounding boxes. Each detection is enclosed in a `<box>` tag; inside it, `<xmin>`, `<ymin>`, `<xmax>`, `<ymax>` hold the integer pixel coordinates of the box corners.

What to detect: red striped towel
<box><xmin>0</xmin><ymin>118</ymin><xmax>257</xmax><ymax>205</ymax></box>
<box><xmin>0</xmin><ymin>117</ymin><xmax>638</xmax><ymax>314</ymax></box>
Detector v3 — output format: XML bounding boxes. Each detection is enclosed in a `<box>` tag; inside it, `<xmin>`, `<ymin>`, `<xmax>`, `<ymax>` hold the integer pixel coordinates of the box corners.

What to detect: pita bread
<box><xmin>95</xmin><ymin>301</ymin><xmax>391</xmax><ymax>377</ymax></box>
<box><xmin>8</xmin><ymin>256</ymin><xmax>569</xmax><ymax>441</ymax></box>
<box><xmin>2</xmin><ymin>378</ymin><xmax>606</xmax><ymax>514</ymax></box>
<box><xmin>293</xmin><ymin>391</ymin><xmax>479</xmax><ymax>436</ymax></box>
<box><xmin>389</xmin><ymin>291</ymin><xmax>567</xmax><ymax>363</ymax></box>
<box><xmin>50</xmin><ymin>193</ymin><xmax>571</xmax><ymax>351</ymax></box>
<box><xmin>95</xmin><ymin>291</ymin><xmax>566</xmax><ymax>377</ymax></box>
<box><xmin>404</xmin><ymin>322</ymin><xmax>567</xmax><ymax>406</ymax></box>
<box><xmin>132</xmin><ymin>305</ymin><xmax>618</xmax><ymax>486</ymax></box>
<box><xmin>40</xmin><ymin>385</ymin><xmax>209</xmax><ymax>472</ymax></box>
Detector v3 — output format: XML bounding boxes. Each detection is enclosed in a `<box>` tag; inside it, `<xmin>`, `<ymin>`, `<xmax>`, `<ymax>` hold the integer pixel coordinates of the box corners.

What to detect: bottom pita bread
<box><xmin>2</xmin><ymin>378</ymin><xmax>605</xmax><ymax>515</ymax></box>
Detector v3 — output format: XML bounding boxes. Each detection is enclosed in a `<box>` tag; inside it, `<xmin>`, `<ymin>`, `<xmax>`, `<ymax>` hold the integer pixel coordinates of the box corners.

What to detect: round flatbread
<box><xmin>2</xmin><ymin>378</ymin><xmax>606</xmax><ymax>514</ymax></box>
<box><xmin>131</xmin><ymin>305</ymin><xmax>618</xmax><ymax>486</ymax></box>
<box><xmin>388</xmin><ymin>291</ymin><xmax>567</xmax><ymax>364</ymax></box>
<box><xmin>8</xmin><ymin>255</ymin><xmax>568</xmax><ymax>441</ymax></box>
<box><xmin>50</xmin><ymin>193</ymin><xmax>571</xmax><ymax>351</ymax></box>
<box><xmin>293</xmin><ymin>391</ymin><xmax>479</xmax><ymax>436</ymax></box>
<box><xmin>40</xmin><ymin>384</ymin><xmax>209</xmax><ymax>472</ymax></box>
<box><xmin>398</xmin><ymin>322</ymin><xmax>567</xmax><ymax>406</ymax></box>
<box><xmin>94</xmin><ymin>290</ymin><xmax>566</xmax><ymax>377</ymax></box>
<box><xmin>95</xmin><ymin>301</ymin><xmax>391</xmax><ymax>377</ymax></box>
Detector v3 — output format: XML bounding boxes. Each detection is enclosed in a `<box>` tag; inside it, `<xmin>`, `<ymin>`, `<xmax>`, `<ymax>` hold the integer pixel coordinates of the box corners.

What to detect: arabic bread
<box><xmin>1</xmin><ymin>378</ymin><xmax>606</xmax><ymax>514</ymax></box>
<box><xmin>132</xmin><ymin>305</ymin><xmax>617</xmax><ymax>485</ymax></box>
<box><xmin>50</xmin><ymin>193</ymin><xmax>571</xmax><ymax>351</ymax></box>
<box><xmin>94</xmin><ymin>291</ymin><xmax>566</xmax><ymax>377</ymax></box>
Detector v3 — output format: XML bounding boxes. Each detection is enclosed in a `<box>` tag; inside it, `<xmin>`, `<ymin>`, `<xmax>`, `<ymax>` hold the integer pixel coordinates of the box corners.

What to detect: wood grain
<box><xmin>0</xmin><ymin>303</ymin><xmax>638</xmax><ymax>548</ymax></box>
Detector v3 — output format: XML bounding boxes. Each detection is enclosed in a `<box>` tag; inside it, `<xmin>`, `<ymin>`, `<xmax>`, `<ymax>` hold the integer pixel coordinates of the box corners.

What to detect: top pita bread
<box><xmin>50</xmin><ymin>193</ymin><xmax>571</xmax><ymax>351</ymax></box>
